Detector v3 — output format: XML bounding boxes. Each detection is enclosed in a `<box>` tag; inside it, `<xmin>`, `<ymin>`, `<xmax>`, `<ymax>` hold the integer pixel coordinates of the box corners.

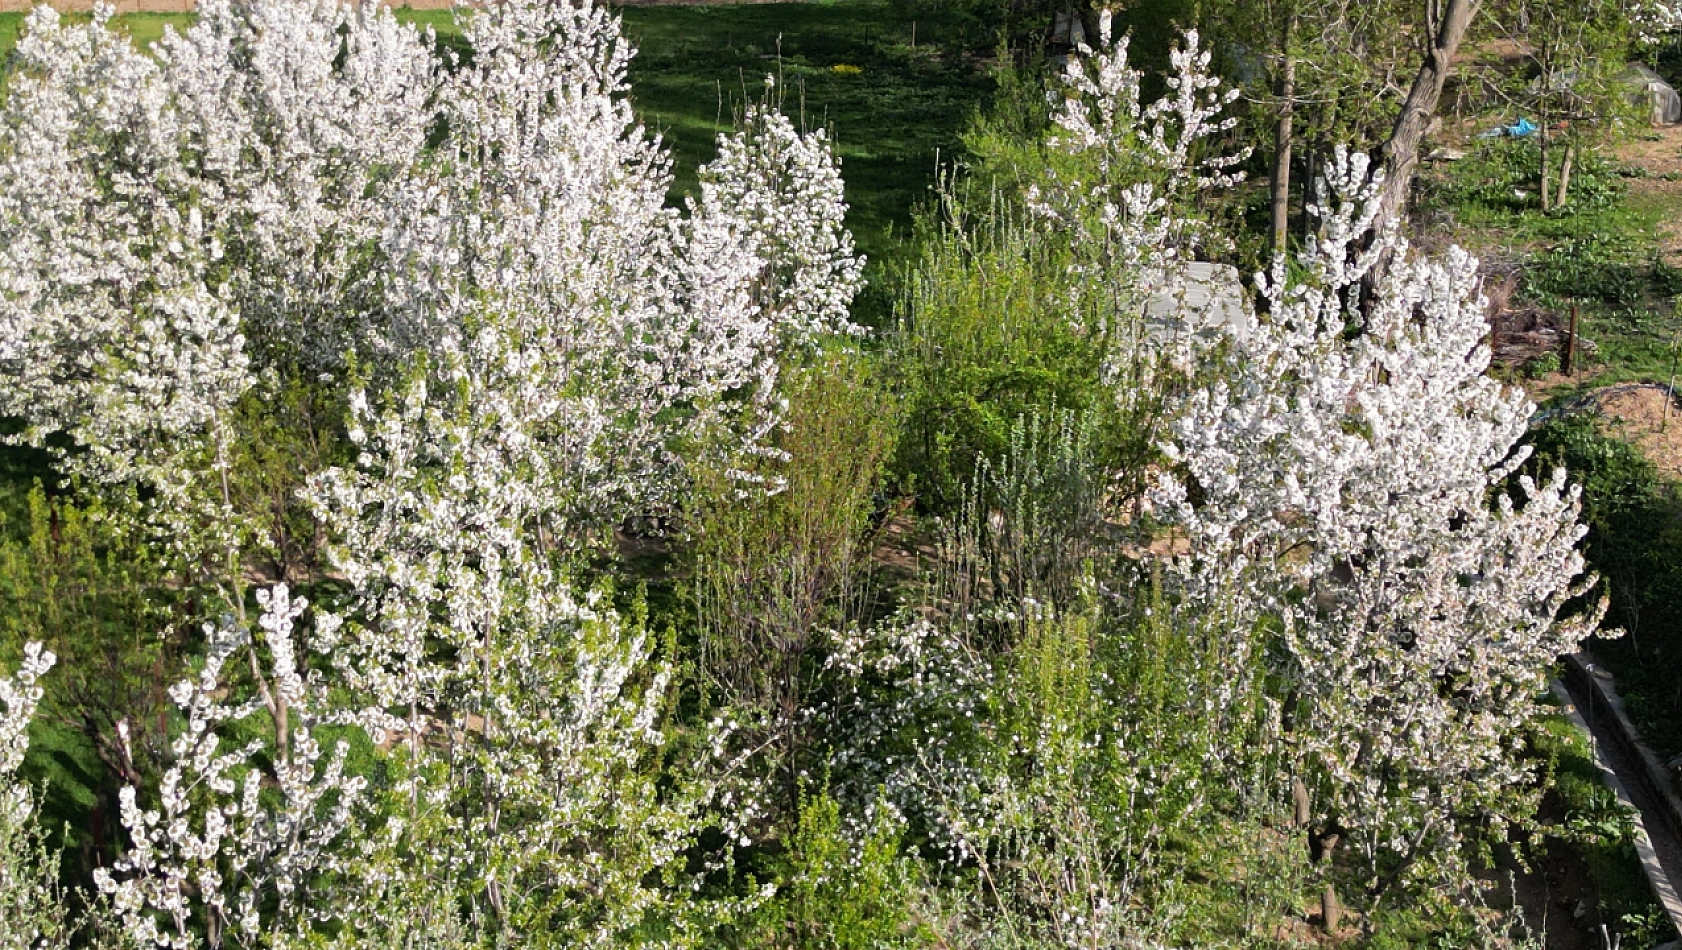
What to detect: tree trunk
<box><xmin>1292</xmin><ymin>776</ymin><xmax>1313</xmax><ymax>827</ymax></box>
<box><xmin>1270</xmin><ymin>19</ymin><xmax>1298</xmax><ymax>255</ymax></box>
<box><xmin>1370</xmin><ymin>0</ymin><xmax>1481</xmax><ymax>235</ymax></box>
<box><xmin>1539</xmin><ymin>122</ymin><xmax>1552</xmax><ymax>213</ymax></box>
<box><xmin>1556</xmin><ymin>140</ymin><xmax>1575</xmax><ymax>207</ymax></box>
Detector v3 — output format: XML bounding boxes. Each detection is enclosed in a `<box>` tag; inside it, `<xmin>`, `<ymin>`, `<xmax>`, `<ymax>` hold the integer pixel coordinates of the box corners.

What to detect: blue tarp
<box><xmin>1479</xmin><ymin>117</ymin><xmax>1538</xmax><ymax>138</ymax></box>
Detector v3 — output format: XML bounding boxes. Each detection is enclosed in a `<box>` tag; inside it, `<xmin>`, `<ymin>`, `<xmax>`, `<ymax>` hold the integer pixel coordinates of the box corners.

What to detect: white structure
<box><xmin>1623</xmin><ymin>64</ymin><xmax>1682</xmax><ymax>126</ymax></box>
<box><xmin>1143</xmin><ymin>260</ymin><xmax>1249</xmax><ymax>344</ymax></box>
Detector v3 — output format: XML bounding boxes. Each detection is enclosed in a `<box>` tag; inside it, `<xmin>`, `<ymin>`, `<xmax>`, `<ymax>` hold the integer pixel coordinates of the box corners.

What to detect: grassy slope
<box><xmin>620</xmin><ymin>3</ymin><xmax>989</xmax><ymax>267</ymax></box>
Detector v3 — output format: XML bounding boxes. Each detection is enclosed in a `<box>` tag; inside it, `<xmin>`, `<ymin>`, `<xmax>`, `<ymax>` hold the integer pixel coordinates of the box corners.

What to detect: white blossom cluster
<box><xmin>690</xmin><ymin>99</ymin><xmax>866</xmax><ymax>348</ymax></box>
<box><xmin>0</xmin><ymin>643</ymin><xmax>53</xmax><ymax>781</ymax></box>
<box><xmin>1633</xmin><ymin>0</ymin><xmax>1682</xmax><ymax>44</ymax></box>
<box><xmin>1048</xmin><ymin>18</ymin><xmax>1243</xmax><ymax>195</ymax></box>
<box><xmin>302</xmin><ymin>323</ymin><xmax>720</xmax><ymax>940</ymax></box>
<box><xmin>820</xmin><ymin>614</ymin><xmax>994</xmax><ymax>843</ymax></box>
<box><xmin>0</xmin><ymin>6</ymin><xmax>250</xmax><ymax>495</ymax></box>
<box><xmin>0</xmin><ymin>0</ymin><xmax>860</xmax><ymax>534</ymax></box>
<box><xmin>96</xmin><ymin>587</ymin><xmax>370</xmax><ymax>949</ymax></box>
<box><xmin>0</xmin><ymin>0</ymin><xmax>858</xmax><ymax>942</ymax></box>
<box><xmin>1038</xmin><ymin>25</ymin><xmax>1244</xmax><ymax>267</ymax></box>
<box><xmin>0</xmin><ymin>0</ymin><xmax>433</xmax><ymax>491</ymax></box>
<box><xmin>0</xmin><ymin>643</ymin><xmax>65</xmax><ymax>950</ymax></box>
<box><xmin>1155</xmin><ymin>150</ymin><xmax>1605</xmax><ymax>888</ymax></box>
<box><xmin>1029</xmin><ymin>22</ymin><xmax>1248</xmax><ymax>394</ymax></box>
<box><xmin>371</xmin><ymin>0</ymin><xmax>861</xmax><ymax>515</ymax></box>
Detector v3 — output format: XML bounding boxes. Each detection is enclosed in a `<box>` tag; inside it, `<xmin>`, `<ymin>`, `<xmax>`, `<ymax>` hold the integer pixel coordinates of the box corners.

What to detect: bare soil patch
<box><xmin>1585</xmin><ymin>383</ymin><xmax>1682</xmax><ymax>480</ymax></box>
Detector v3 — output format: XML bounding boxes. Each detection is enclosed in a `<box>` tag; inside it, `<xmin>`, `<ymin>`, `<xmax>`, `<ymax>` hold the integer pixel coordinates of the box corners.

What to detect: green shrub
<box><xmin>1526</xmin><ymin>712</ymin><xmax>1670</xmax><ymax>946</ymax></box>
<box><xmin>890</xmin><ymin>206</ymin><xmax>1120</xmax><ymax>512</ymax></box>
<box><xmin>1524</xmin><ymin>413</ymin><xmax>1682</xmax><ymax>759</ymax></box>
<box><xmin>1430</xmin><ymin>139</ymin><xmax>1629</xmax><ymax>216</ymax></box>
<box><xmin>0</xmin><ymin>487</ymin><xmax>181</xmax><ymax>883</ymax></box>
<box><xmin>744</xmin><ymin>786</ymin><xmax>929</xmax><ymax>950</ymax></box>
<box><xmin>1524</xmin><ymin>352</ymin><xmax>1562</xmax><ymax>378</ymax></box>
<box><xmin>687</xmin><ymin>348</ymin><xmax>898</xmax><ymax>826</ymax></box>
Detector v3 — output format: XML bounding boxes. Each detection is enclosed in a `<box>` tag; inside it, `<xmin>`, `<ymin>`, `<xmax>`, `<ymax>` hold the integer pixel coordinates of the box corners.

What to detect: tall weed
<box><xmin>688</xmin><ymin>348</ymin><xmax>898</xmax><ymax>822</ymax></box>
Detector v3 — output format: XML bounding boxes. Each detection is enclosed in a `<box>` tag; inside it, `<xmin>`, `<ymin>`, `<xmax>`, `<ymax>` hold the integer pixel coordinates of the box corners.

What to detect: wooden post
<box><xmin>1556</xmin><ymin>141</ymin><xmax>1575</xmax><ymax>208</ymax></box>
<box><xmin>1564</xmin><ymin>303</ymin><xmax>1579</xmax><ymax>376</ymax></box>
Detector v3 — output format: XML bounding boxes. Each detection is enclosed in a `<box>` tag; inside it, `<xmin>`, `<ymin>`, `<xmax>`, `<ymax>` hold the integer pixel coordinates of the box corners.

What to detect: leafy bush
<box><xmin>739</xmin><ymin>786</ymin><xmax>929</xmax><ymax>950</ymax></box>
<box><xmin>1525</xmin><ymin>412</ymin><xmax>1682</xmax><ymax>758</ymax></box>
<box><xmin>1431</xmin><ymin>139</ymin><xmax>1630</xmax><ymax>216</ymax></box>
<box><xmin>0</xmin><ymin>487</ymin><xmax>179</xmax><ymax>882</ymax></box>
<box><xmin>890</xmin><ymin>205</ymin><xmax>1119</xmax><ymax>512</ymax></box>
<box><xmin>687</xmin><ymin>348</ymin><xmax>898</xmax><ymax>828</ymax></box>
<box><xmin>1526</xmin><ymin>233</ymin><xmax>1678</xmax><ymax>306</ymax></box>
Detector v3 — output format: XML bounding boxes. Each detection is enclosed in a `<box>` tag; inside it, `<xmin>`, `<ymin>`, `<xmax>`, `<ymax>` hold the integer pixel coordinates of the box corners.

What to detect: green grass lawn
<box><xmin>617</xmin><ymin>3</ymin><xmax>991</xmax><ymax>268</ymax></box>
<box><xmin>0</xmin><ymin>11</ymin><xmax>194</xmax><ymax>60</ymax></box>
<box><xmin>0</xmin><ymin>14</ymin><xmax>19</xmax><ymax>61</ymax></box>
<box><xmin>2</xmin><ymin>3</ymin><xmax>993</xmax><ymax>323</ymax></box>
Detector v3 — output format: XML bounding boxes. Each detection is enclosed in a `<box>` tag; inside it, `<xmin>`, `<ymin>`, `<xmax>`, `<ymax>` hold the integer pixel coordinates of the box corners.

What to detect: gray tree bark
<box><xmin>1556</xmin><ymin>141</ymin><xmax>1575</xmax><ymax>207</ymax></box>
<box><xmin>1270</xmin><ymin>37</ymin><xmax>1298</xmax><ymax>255</ymax></box>
<box><xmin>1372</xmin><ymin>0</ymin><xmax>1481</xmax><ymax>234</ymax></box>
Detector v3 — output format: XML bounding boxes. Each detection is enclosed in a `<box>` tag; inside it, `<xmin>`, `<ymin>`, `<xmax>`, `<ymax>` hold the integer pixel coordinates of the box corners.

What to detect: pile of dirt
<box><xmin>1590</xmin><ymin>384</ymin><xmax>1682</xmax><ymax>480</ymax></box>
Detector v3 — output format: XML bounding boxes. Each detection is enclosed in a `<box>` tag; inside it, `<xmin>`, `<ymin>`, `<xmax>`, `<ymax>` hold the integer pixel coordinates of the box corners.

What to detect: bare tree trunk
<box><xmin>1368</xmin><ymin>0</ymin><xmax>1481</xmax><ymax>259</ymax></box>
<box><xmin>1539</xmin><ymin>121</ymin><xmax>1552</xmax><ymax>213</ymax></box>
<box><xmin>1556</xmin><ymin>140</ymin><xmax>1575</xmax><ymax>207</ymax></box>
<box><xmin>1271</xmin><ymin>101</ymin><xmax>1295</xmax><ymax>255</ymax></box>
<box><xmin>1270</xmin><ymin>17</ymin><xmax>1298</xmax><ymax>255</ymax></box>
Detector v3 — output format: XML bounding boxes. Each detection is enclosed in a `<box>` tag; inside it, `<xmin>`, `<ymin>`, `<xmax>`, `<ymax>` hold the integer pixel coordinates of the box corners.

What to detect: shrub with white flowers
<box><xmin>2</xmin><ymin>0</ymin><xmax>856</xmax><ymax>943</ymax></box>
<box><xmin>1155</xmin><ymin>150</ymin><xmax>1606</xmax><ymax>899</ymax></box>
<box><xmin>95</xmin><ymin>587</ymin><xmax>370</xmax><ymax>950</ymax></box>
<box><xmin>0</xmin><ymin>0</ymin><xmax>433</xmax><ymax>492</ymax></box>
<box><xmin>0</xmin><ymin>643</ymin><xmax>69</xmax><ymax>950</ymax></box>
<box><xmin>304</xmin><ymin>330</ymin><xmax>733</xmax><ymax>943</ymax></box>
<box><xmin>376</xmin><ymin>0</ymin><xmax>861</xmax><ymax>519</ymax></box>
<box><xmin>1029</xmin><ymin>18</ymin><xmax>1246</xmax><ymax>382</ymax></box>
